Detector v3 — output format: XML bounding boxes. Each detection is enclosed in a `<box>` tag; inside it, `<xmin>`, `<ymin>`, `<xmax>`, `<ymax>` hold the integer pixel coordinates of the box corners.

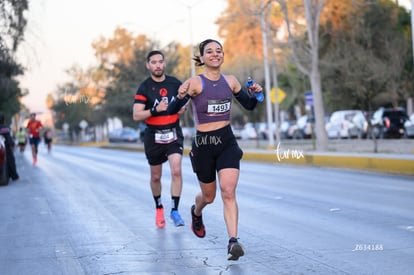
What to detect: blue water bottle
<box><xmin>246</xmin><ymin>77</ymin><xmax>264</xmax><ymax>102</ymax></box>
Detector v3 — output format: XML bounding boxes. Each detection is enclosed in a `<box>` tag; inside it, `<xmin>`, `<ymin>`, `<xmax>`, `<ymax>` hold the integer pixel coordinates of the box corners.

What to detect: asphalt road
<box><xmin>0</xmin><ymin>145</ymin><xmax>413</xmax><ymax>275</ymax></box>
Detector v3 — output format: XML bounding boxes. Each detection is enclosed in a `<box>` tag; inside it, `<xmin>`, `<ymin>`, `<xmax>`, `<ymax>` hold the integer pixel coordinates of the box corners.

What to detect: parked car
<box><xmin>350</xmin><ymin>111</ymin><xmax>369</xmax><ymax>138</ymax></box>
<box><xmin>326</xmin><ymin>110</ymin><xmax>367</xmax><ymax>139</ymax></box>
<box><xmin>280</xmin><ymin>121</ymin><xmax>295</xmax><ymax>139</ymax></box>
<box><xmin>290</xmin><ymin>115</ymin><xmax>312</xmax><ymax>139</ymax></box>
<box><xmin>370</xmin><ymin>107</ymin><xmax>408</xmax><ymax>139</ymax></box>
<box><xmin>108</xmin><ymin>127</ymin><xmax>140</xmax><ymax>143</ymax></box>
<box><xmin>404</xmin><ymin>113</ymin><xmax>414</xmax><ymax>138</ymax></box>
<box><xmin>0</xmin><ymin>136</ymin><xmax>8</xmax><ymax>186</ymax></box>
<box><xmin>256</xmin><ymin>122</ymin><xmax>277</xmax><ymax>140</ymax></box>
<box><xmin>241</xmin><ymin>123</ymin><xmax>258</xmax><ymax>140</ymax></box>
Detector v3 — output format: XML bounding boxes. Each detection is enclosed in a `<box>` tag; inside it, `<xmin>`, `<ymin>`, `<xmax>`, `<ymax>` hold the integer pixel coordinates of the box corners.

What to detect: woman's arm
<box><xmin>167</xmin><ymin>77</ymin><xmax>201</xmax><ymax>114</ymax></box>
<box><xmin>228</xmin><ymin>75</ymin><xmax>261</xmax><ymax>111</ymax></box>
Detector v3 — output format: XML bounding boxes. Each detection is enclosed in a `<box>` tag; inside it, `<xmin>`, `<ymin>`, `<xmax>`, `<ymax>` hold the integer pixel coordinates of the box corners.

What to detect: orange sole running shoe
<box><xmin>156</xmin><ymin>207</ymin><xmax>165</xmax><ymax>228</ymax></box>
<box><xmin>190</xmin><ymin>204</ymin><xmax>205</xmax><ymax>238</ymax></box>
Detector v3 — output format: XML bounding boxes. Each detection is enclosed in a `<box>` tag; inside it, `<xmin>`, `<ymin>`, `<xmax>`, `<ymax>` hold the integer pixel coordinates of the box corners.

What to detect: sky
<box><xmin>16</xmin><ymin>0</ymin><xmax>227</xmax><ymax>113</ymax></box>
<box><xmin>16</xmin><ymin>0</ymin><xmax>412</xmax><ymax>113</ymax></box>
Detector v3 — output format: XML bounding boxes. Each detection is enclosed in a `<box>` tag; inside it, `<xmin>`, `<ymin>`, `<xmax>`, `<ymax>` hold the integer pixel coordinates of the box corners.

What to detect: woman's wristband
<box><xmin>167</xmin><ymin>94</ymin><xmax>190</xmax><ymax>114</ymax></box>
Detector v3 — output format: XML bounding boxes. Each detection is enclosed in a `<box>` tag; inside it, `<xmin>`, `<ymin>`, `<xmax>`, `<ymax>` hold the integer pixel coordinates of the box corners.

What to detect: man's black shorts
<box><xmin>144</xmin><ymin>126</ymin><xmax>184</xmax><ymax>166</ymax></box>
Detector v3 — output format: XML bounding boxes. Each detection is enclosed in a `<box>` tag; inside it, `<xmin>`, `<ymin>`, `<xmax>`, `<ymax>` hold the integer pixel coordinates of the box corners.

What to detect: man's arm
<box><xmin>133</xmin><ymin>101</ymin><xmax>168</xmax><ymax>121</ymax></box>
<box><xmin>133</xmin><ymin>103</ymin><xmax>151</xmax><ymax>121</ymax></box>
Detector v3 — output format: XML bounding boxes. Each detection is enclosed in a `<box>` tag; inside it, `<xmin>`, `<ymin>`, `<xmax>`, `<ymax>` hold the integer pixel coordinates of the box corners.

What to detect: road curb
<box><xmin>95</xmin><ymin>143</ymin><xmax>414</xmax><ymax>176</ymax></box>
<box><xmin>240</xmin><ymin>150</ymin><xmax>414</xmax><ymax>176</ymax></box>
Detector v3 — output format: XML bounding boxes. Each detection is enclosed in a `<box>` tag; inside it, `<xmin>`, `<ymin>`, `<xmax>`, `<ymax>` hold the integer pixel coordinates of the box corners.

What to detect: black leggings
<box><xmin>189</xmin><ymin>124</ymin><xmax>243</xmax><ymax>183</ymax></box>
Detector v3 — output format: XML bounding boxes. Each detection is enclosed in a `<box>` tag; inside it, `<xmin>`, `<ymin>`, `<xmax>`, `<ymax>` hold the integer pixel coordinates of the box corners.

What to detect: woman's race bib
<box><xmin>207</xmin><ymin>99</ymin><xmax>231</xmax><ymax>115</ymax></box>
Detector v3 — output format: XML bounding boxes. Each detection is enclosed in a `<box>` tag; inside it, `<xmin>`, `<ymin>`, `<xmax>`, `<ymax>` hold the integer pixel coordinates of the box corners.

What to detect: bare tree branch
<box><xmin>276</xmin><ymin>0</ymin><xmax>310</xmax><ymax>75</ymax></box>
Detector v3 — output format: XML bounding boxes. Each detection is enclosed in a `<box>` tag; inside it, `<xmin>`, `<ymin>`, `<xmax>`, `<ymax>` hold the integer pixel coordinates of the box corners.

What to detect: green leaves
<box><xmin>0</xmin><ymin>0</ymin><xmax>28</xmax><ymax>120</ymax></box>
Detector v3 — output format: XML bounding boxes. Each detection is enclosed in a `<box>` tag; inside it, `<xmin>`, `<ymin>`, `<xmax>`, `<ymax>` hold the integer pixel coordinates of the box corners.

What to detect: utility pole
<box><xmin>411</xmin><ymin>0</ymin><xmax>414</xmax><ymax>68</ymax></box>
<box><xmin>187</xmin><ymin>4</ymin><xmax>196</xmax><ymax>76</ymax></box>
<box><xmin>178</xmin><ymin>0</ymin><xmax>202</xmax><ymax>77</ymax></box>
<box><xmin>409</xmin><ymin>0</ymin><xmax>414</xmax><ymax>116</ymax></box>
<box><xmin>260</xmin><ymin>0</ymin><xmax>274</xmax><ymax>148</ymax></box>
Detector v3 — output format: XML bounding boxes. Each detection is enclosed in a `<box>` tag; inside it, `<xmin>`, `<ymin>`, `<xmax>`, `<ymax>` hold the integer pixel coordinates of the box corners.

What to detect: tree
<box><xmin>318</xmin><ymin>0</ymin><xmax>413</xmax><ymax>152</ymax></box>
<box><xmin>0</xmin><ymin>0</ymin><xmax>28</xmax><ymax>121</ymax></box>
<box><xmin>277</xmin><ymin>0</ymin><xmax>328</xmax><ymax>151</ymax></box>
<box><xmin>217</xmin><ymin>0</ymin><xmax>266</xmax><ymax>63</ymax></box>
<box><xmin>53</xmin><ymin>81</ymin><xmax>91</xmax><ymax>140</ymax></box>
<box><xmin>322</xmin><ymin>0</ymin><xmax>411</xmax><ymax>109</ymax></box>
<box><xmin>95</xmin><ymin>30</ymin><xmax>155</xmax><ymax>126</ymax></box>
<box><xmin>52</xmin><ymin>26</ymin><xmax>194</xmax><ymax>133</ymax></box>
<box><xmin>216</xmin><ymin>0</ymin><xmax>283</xmax><ymax>134</ymax></box>
<box><xmin>0</xmin><ymin>76</ymin><xmax>24</xmax><ymax>122</ymax></box>
<box><xmin>45</xmin><ymin>93</ymin><xmax>55</xmax><ymax>110</ymax></box>
<box><xmin>51</xmin><ymin>64</ymin><xmax>109</xmax><ymax>140</ymax></box>
<box><xmin>0</xmin><ymin>0</ymin><xmax>28</xmax><ymax>51</ymax></box>
<box><xmin>104</xmin><ymin>41</ymin><xmax>187</xmax><ymax>127</ymax></box>
<box><xmin>92</xmin><ymin>28</ymin><xmax>192</xmax><ymax>127</ymax></box>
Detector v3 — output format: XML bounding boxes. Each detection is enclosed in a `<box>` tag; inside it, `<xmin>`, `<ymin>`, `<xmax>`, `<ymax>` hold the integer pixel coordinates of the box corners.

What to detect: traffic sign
<box><xmin>79</xmin><ymin>120</ymin><xmax>88</xmax><ymax>129</ymax></box>
<box><xmin>270</xmin><ymin>87</ymin><xmax>286</xmax><ymax>104</ymax></box>
<box><xmin>304</xmin><ymin>91</ymin><xmax>313</xmax><ymax>106</ymax></box>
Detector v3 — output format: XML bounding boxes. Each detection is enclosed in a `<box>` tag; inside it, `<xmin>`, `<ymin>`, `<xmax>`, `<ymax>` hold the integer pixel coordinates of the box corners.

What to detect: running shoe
<box><xmin>33</xmin><ymin>157</ymin><xmax>37</xmax><ymax>165</ymax></box>
<box><xmin>190</xmin><ymin>204</ymin><xmax>205</xmax><ymax>238</ymax></box>
<box><xmin>155</xmin><ymin>207</ymin><xmax>165</xmax><ymax>228</ymax></box>
<box><xmin>170</xmin><ymin>210</ymin><xmax>185</xmax><ymax>226</ymax></box>
<box><xmin>227</xmin><ymin>237</ymin><xmax>245</xmax><ymax>261</ymax></box>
